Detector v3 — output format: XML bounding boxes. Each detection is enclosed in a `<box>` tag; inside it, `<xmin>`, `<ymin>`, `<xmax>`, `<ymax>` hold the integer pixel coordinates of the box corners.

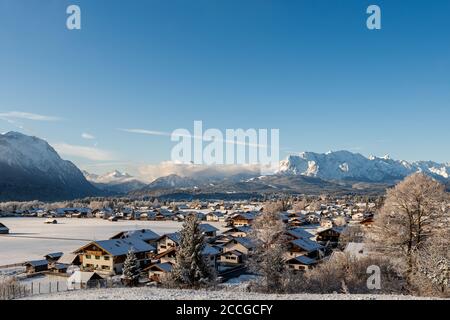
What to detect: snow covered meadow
<box><xmin>0</xmin><ymin>217</ymin><xmax>225</xmax><ymax>265</ymax></box>
<box><xmin>22</xmin><ymin>286</ymin><xmax>440</xmax><ymax>300</ymax></box>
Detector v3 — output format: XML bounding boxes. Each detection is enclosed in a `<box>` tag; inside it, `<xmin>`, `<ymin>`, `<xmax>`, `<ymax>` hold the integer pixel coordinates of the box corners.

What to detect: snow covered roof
<box><xmin>202</xmin><ymin>244</ymin><xmax>220</xmax><ymax>256</ymax></box>
<box><xmin>290</xmin><ymin>238</ymin><xmax>323</xmax><ymax>252</ymax></box>
<box><xmin>110</xmin><ymin>229</ymin><xmax>160</xmax><ymax>242</ymax></box>
<box><xmin>288</xmin><ymin>255</ymin><xmax>317</xmax><ymax>265</ymax></box>
<box><xmin>233</xmin><ymin>212</ymin><xmax>256</xmax><ymax>220</ymax></box>
<box><xmin>151</xmin><ymin>262</ymin><xmax>173</xmax><ymax>273</ymax></box>
<box><xmin>160</xmin><ymin>232</ymin><xmax>181</xmax><ymax>244</ymax></box>
<box><xmin>68</xmin><ymin>271</ymin><xmax>103</xmax><ymax>283</ymax></box>
<box><xmin>58</xmin><ymin>253</ymin><xmax>79</xmax><ymax>264</ymax></box>
<box><xmin>44</xmin><ymin>252</ymin><xmax>63</xmax><ymax>260</ymax></box>
<box><xmin>24</xmin><ymin>259</ymin><xmax>48</xmax><ymax>267</ymax></box>
<box><xmin>77</xmin><ymin>238</ymin><xmax>155</xmax><ymax>256</ymax></box>
<box><xmin>199</xmin><ymin>224</ymin><xmax>219</xmax><ymax>233</ymax></box>
<box><xmin>229</xmin><ymin>237</ymin><xmax>255</xmax><ymax>249</ymax></box>
<box><xmin>223</xmin><ymin>226</ymin><xmax>251</xmax><ymax>234</ymax></box>
<box><xmin>287</xmin><ymin>228</ymin><xmax>315</xmax><ymax>239</ymax></box>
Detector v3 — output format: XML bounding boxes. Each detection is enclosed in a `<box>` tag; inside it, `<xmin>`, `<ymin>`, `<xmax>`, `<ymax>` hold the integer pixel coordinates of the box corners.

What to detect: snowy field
<box><xmin>0</xmin><ymin>217</ymin><xmax>225</xmax><ymax>265</ymax></box>
<box><xmin>22</xmin><ymin>286</ymin><xmax>440</xmax><ymax>300</ymax></box>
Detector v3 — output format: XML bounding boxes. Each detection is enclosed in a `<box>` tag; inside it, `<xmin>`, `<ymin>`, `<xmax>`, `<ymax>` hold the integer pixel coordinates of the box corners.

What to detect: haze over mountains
<box><xmin>0</xmin><ymin>132</ymin><xmax>448</xmax><ymax>201</ymax></box>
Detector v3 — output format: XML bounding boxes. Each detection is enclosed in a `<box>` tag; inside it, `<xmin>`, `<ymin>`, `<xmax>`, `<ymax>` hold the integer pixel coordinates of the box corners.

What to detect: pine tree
<box><xmin>122</xmin><ymin>248</ymin><xmax>141</xmax><ymax>287</ymax></box>
<box><xmin>169</xmin><ymin>215</ymin><xmax>215</xmax><ymax>288</ymax></box>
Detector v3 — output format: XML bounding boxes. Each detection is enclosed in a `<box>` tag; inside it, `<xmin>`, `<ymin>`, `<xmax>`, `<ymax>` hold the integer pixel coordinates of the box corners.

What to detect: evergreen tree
<box><xmin>122</xmin><ymin>248</ymin><xmax>141</xmax><ymax>286</ymax></box>
<box><xmin>169</xmin><ymin>215</ymin><xmax>215</xmax><ymax>287</ymax></box>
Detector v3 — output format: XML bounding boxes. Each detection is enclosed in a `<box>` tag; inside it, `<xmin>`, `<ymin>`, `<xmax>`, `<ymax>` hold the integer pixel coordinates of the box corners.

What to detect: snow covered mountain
<box><xmin>0</xmin><ymin>131</ymin><xmax>100</xmax><ymax>201</ymax></box>
<box><xmin>278</xmin><ymin>151</ymin><xmax>449</xmax><ymax>183</ymax></box>
<box><xmin>83</xmin><ymin>170</ymin><xmax>146</xmax><ymax>194</ymax></box>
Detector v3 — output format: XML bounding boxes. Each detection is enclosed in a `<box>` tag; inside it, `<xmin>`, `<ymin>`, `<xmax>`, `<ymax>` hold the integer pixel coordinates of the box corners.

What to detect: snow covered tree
<box><xmin>367</xmin><ymin>173</ymin><xmax>449</xmax><ymax>288</ymax></box>
<box><xmin>415</xmin><ymin>229</ymin><xmax>450</xmax><ymax>297</ymax></box>
<box><xmin>122</xmin><ymin>248</ymin><xmax>141</xmax><ymax>287</ymax></box>
<box><xmin>248</xmin><ymin>204</ymin><xmax>287</xmax><ymax>293</ymax></box>
<box><xmin>168</xmin><ymin>215</ymin><xmax>215</xmax><ymax>288</ymax></box>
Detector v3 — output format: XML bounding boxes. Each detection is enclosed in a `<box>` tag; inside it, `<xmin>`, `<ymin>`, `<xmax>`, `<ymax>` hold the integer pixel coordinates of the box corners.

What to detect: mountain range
<box><xmin>83</xmin><ymin>170</ymin><xmax>146</xmax><ymax>194</ymax></box>
<box><xmin>0</xmin><ymin>132</ymin><xmax>448</xmax><ymax>201</ymax></box>
<box><xmin>0</xmin><ymin>132</ymin><xmax>100</xmax><ymax>201</ymax></box>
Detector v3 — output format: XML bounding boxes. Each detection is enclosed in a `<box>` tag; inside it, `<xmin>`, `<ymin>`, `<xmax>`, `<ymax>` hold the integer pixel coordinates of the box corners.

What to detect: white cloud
<box><xmin>119</xmin><ymin>128</ymin><xmax>268</xmax><ymax>148</ymax></box>
<box><xmin>0</xmin><ymin>111</ymin><xmax>61</xmax><ymax>121</ymax></box>
<box><xmin>81</xmin><ymin>132</ymin><xmax>95</xmax><ymax>140</ymax></box>
<box><xmin>53</xmin><ymin>143</ymin><xmax>115</xmax><ymax>161</ymax></box>
<box><xmin>119</xmin><ymin>128</ymin><xmax>170</xmax><ymax>137</ymax></box>
<box><xmin>138</xmin><ymin>161</ymin><xmax>262</xmax><ymax>183</ymax></box>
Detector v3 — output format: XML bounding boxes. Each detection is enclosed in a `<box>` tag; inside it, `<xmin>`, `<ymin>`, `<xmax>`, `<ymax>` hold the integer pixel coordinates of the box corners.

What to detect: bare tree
<box><xmin>367</xmin><ymin>173</ymin><xmax>448</xmax><ymax>288</ymax></box>
<box><xmin>414</xmin><ymin>228</ymin><xmax>450</xmax><ymax>297</ymax></box>
<box><xmin>248</xmin><ymin>204</ymin><xmax>287</xmax><ymax>293</ymax></box>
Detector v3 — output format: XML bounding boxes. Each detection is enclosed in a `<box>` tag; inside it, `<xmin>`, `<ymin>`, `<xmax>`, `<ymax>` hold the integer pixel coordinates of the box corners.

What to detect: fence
<box><xmin>1</xmin><ymin>278</ymin><xmax>122</xmax><ymax>300</ymax></box>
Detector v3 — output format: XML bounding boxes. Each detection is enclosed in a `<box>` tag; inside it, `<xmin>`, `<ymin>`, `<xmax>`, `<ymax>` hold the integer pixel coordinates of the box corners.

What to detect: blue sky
<box><xmin>0</xmin><ymin>0</ymin><xmax>449</xmax><ymax>180</ymax></box>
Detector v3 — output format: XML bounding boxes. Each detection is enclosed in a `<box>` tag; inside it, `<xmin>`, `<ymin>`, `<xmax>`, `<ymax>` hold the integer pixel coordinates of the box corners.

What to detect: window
<box><xmin>101</xmin><ymin>265</ymin><xmax>110</xmax><ymax>270</ymax></box>
<box><xmin>104</xmin><ymin>256</ymin><xmax>110</xmax><ymax>261</ymax></box>
<box><xmin>85</xmin><ymin>255</ymin><xmax>91</xmax><ymax>259</ymax></box>
<box><xmin>95</xmin><ymin>256</ymin><xmax>100</xmax><ymax>260</ymax></box>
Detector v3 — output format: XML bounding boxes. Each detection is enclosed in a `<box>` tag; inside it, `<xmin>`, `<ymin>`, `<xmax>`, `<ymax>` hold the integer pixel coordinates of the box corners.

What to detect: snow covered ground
<box><xmin>0</xmin><ymin>217</ymin><xmax>225</xmax><ymax>265</ymax></box>
<box><xmin>22</xmin><ymin>286</ymin><xmax>439</xmax><ymax>300</ymax></box>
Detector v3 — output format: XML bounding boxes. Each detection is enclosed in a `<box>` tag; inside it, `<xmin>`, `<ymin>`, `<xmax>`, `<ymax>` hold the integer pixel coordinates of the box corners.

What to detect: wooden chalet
<box><xmin>146</xmin><ymin>262</ymin><xmax>173</xmax><ymax>283</ymax></box>
<box><xmin>74</xmin><ymin>238</ymin><xmax>155</xmax><ymax>274</ymax></box>
<box><xmin>231</xmin><ymin>213</ymin><xmax>256</xmax><ymax>227</ymax></box>
<box><xmin>316</xmin><ymin>226</ymin><xmax>344</xmax><ymax>243</ymax></box>
<box><xmin>287</xmin><ymin>255</ymin><xmax>318</xmax><ymax>271</ymax></box>
<box><xmin>24</xmin><ymin>260</ymin><xmax>48</xmax><ymax>274</ymax></box>
<box><xmin>222</xmin><ymin>226</ymin><xmax>251</xmax><ymax>238</ymax></box>
<box><xmin>156</xmin><ymin>233</ymin><xmax>180</xmax><ymax>254</ymax></box>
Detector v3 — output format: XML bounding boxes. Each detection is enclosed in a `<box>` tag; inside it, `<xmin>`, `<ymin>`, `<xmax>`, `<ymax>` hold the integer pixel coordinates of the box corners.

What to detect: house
<box><xmin>155</xmin><ymin>247</ymin><xmax>177</xmax><ymax>264</ymax></box>
<box><xmin>156</xmin><ymin>233</ymin><xmax>181</xmax><ymax>254</ymax></box>
<box><xmin>206</xmin><ymin>211</ymin><xmax>225</xmax><ymax>222</ymax></box>
<box><xmin>202</xmin><ymin>244</ymin><xmax>220</xmax><ymax>268</ymax></box>
<box><xmin>316</xmin><ymin>226</ymin><xmax>344</xmax><ymax>243</ymax></box>
<box><xmin>44</xmin><ymin>252</ymin><xmax>63</xmax><ymax>265</ymax></box>
<box><xmin>67</xmin><ymin>271</ymin><xmax>104</xmax><ymax>290</ymax></box>
<box><xmin>286</xmin><ymin>238</ymin><xmax>323</xmax><ymax>259</ymax></box>
<box><xmin>222</xmin><ymin>226</ymin><xmax>251</xmax><ymax>238</ymax></box>
<box><xmin>0</xmin><ymin>222</ymin><xmax>9</xmax><ymax>234</ymax></box>
<box><xmin>231</xmin><ymin>213</ymin><xmax>256</xmax><ymax>227</ymax></box>
<box><xmin>287</xmin><ymin>255</ymin><xmax>318</xmax><ymax>271</ymax></box>
<box><xmin>199</xmin><ymin>224</ymin><xmax>219</xmax><ymax>238</ymax></box>
<box><xmin>286</xmin><ymin>227</ymin><xmax>316</xmax><ymax>241</ymax></box>
<box><xmin>146</xmin><ymin>262</ymin><xmax>173</xmax><ymax>283</ymax></box>
<box><xmin>74</xmin><ymin>238</ymin><xmax>155</xmax><ymax>274</ymax></box>
<box><xmin>154</xmin><ymin>209</ymin><xmax>174</xmax><ymax>221</ymax></box>
<box><xmin>213</xmin><ymin>234</ymin><xmax>233</xmax><ymax>245</ymax></box>
<box><xmin>56</xmin><ymin>207</ymin><xmax>92</xmax><ymax>218</ymax></box>
<box><xmin>288</xmin><ymin>216</ymin><xmax>307</xmax><ymax>227</ymax></box>
<box><xmin>58</xmin><ymin>253</ymin><xmax>81</xmax><ymax>266</ymax></box>
<box><xmin>222</xmin><ymin>237</ymin><xmax>255</xmax><ymax>256</ymax></box>
<box><xmin>218</xmin><ymin>250</ymin><xmax>244</xmax><ymax>265</ymax></box>
<box><xmin>50</xmin><ymin>263</ymin><xmax>69</xmax><ymax>274</ymax></box>
<box><xmin>24</xmin><ymin>260</ymin><xmax>48</xmax><ymax>274</ymax></box>
<box><xmin>110</xmin><ymin>229</ymin><xmax>160</xmax><ymax>245</ymax></box>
